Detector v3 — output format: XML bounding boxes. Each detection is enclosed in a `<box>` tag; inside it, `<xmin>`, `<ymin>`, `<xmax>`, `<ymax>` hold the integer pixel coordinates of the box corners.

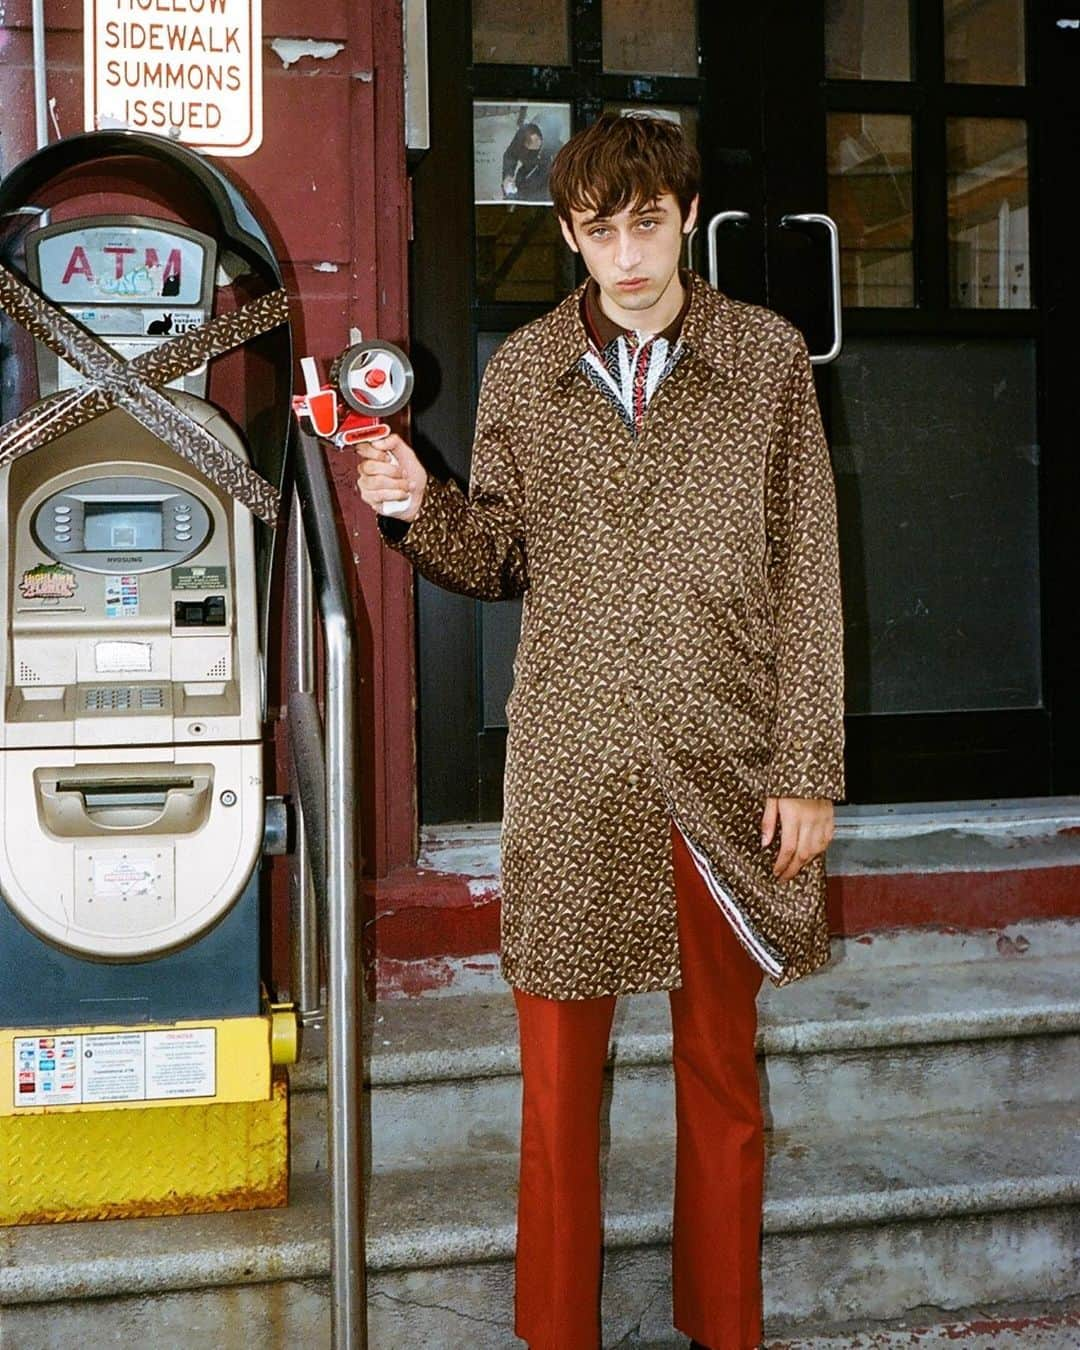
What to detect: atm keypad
<box><xmin>83</xmin><ymin>685</ymin><xmax>169</xmax><ymax>713</ymax></box>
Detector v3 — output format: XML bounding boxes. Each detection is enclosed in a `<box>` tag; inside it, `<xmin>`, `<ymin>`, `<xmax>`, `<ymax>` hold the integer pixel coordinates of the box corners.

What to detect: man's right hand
<box><xmin>356</xmin><ymin>434</ymin><xmax>428</xmax><ymax>524</ymax></box>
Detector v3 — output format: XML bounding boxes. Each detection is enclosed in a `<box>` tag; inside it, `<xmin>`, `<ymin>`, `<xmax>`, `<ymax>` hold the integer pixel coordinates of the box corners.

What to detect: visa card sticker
<box><xmin>105</xmin><ymin>574</ymin><xmax>140</xmax><ymax>619</ymax></box>
<box><xmin>13</xmin><ymin>1035</ymin><xmax>81</xmax><ymax>1107</ymax></box>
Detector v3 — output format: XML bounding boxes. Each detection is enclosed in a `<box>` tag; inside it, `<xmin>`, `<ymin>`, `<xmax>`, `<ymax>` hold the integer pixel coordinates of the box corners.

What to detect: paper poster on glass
<box><xmin>614</xmin><ymin>106</ymin><xmax>683</xmax><ymax>125</ymax></box>
<box><xmin>474</xmin><ymin>101</ymin><xmax>572</xmax><ymax>206</ymax></box>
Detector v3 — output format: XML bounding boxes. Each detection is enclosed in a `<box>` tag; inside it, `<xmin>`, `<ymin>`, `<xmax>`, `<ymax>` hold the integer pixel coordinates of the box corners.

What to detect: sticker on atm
<box><xmin>19</xmin><ymin>563</ymin><xmax>78</xmax><ymax>601</ymax></box>
<box><xmin>12</xmin><ymin>1035</ymin><xmax>81</xmax><ymax>1107</ymax></box>
<box><xmin>92</xmin><ymin>853</ymin><xmax>159</xmax><ymax>901</ymax></box>
<box><xmin>172</xmin><ymin>565</ymin><xmax>227</xmax><ymax>591</ymax></box>
<box><xmin>12</xmin><ymin>1030</ymin><xmax>214</xmax><ymax>1107</ymax></box>
<box><xmin>143</xmin><ymin>310</ymin><xmax>206</xmax><ymax>337</ymax></box>
<box><xmin>105</xmin><ymin>575</ymin><xmax>140</xmax><ymax>619</ymax></box>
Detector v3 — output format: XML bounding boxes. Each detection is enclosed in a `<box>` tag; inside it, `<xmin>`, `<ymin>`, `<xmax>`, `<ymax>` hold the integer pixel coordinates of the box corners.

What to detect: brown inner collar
<box><xmin>582</xmin><ymin>268</ymin><xmax>693</xmax><ymax>350</ymax></box>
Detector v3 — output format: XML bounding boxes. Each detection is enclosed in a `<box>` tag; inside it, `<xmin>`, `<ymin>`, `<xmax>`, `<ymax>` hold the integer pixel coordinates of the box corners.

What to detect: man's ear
<box><xmin>683</xmin><ymin>193</ymin><xmax>700</xmax><ymax>235</ymax></box>
<box><xmin>557</xmin><ymin>214</ymin><xmax>580</xmax><ymax>254</ymax></box>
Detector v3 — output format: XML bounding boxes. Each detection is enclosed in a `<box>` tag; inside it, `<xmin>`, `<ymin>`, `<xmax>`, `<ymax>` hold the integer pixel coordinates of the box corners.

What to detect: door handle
<box><xmin>706</xmin><ymin>211</ymin><xmax>750</xmax><ymax>289</ymax></box>
<box><xmin>779</xmin><ymin>212</ymin><xmax>843</xmax><ymax>365</ymax></box>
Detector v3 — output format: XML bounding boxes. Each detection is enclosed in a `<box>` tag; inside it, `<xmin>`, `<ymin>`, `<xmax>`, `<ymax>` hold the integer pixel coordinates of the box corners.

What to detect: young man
<box><xmin>357</xmin><ymin>113</ymin><xmax>845</xmax><ymax>1350</ymax></box>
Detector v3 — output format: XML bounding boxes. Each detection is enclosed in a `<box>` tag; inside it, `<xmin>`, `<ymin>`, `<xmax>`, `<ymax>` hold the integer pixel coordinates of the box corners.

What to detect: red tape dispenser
<box><xmin>292</xmin><ymin>333</ymin><xmax>416</xmax><ymax>516</ymax></box>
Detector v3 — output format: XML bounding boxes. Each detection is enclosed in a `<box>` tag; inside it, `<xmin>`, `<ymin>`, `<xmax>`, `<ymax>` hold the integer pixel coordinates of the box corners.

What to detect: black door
<box><xmin>706</xmin><ymin>0</ymin><xmax>1067</xmax><ymax>803</ymax></box>
<box><xmin>410</xmin><ymin>1</ymin><xmax>1069</xmax><ymax>822</ymax></box>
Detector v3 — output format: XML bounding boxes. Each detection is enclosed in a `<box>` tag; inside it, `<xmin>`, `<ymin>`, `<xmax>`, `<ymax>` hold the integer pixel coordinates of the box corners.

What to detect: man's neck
<box><xmin>596</xmin><ymin>266</ymin><xmax>686</xmax><ymax>336</ymax></box>
<box><xmin>583</xmin><ymin>269</ymin><xmax>692</xmax><ymax>351</ymax></box>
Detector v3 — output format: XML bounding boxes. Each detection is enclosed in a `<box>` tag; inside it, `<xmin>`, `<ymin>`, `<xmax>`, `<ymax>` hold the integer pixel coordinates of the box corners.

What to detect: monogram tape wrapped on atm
<box><xmin>0</xmin><ymin>263</ymin><xmax>285</xmax><ymax>526</ymax></box>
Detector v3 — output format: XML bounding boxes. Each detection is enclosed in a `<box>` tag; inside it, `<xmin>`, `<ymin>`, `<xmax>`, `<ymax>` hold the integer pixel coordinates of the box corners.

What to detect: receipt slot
<box><xmin>0</xmin><ymin>133</ymin><xmax>296</xmax><ymax>1227</ymax></box>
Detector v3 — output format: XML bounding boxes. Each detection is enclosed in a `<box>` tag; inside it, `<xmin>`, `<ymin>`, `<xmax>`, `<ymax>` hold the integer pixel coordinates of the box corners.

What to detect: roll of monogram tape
<box><xmin>335</xmin><ymin>340</ymin><xmax>414</xmax><ymax>419</ymax></box>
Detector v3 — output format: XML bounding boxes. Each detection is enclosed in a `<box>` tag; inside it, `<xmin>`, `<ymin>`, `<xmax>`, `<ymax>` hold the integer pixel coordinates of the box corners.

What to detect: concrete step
<box><xmin>290</xmin><ymin>920</ymin><xmax>1080</xmax><ymax>1173</ymax></box>
<box><xmin>5</xmin><ymin>1293</ymin><xmax>1078</xmax><ymax>1350</ymax></box>
<box><xmin>3</xmin><ymin>1099</ymin><xmax>1078</xmax><ymax>1347</ymax></box>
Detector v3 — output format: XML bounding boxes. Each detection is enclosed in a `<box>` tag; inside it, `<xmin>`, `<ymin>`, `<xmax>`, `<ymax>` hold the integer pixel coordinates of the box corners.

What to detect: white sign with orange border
<box><xmin>83</xmin><ymin>0</ymin><xmax>263</xmax><ymax>158</ymax></box>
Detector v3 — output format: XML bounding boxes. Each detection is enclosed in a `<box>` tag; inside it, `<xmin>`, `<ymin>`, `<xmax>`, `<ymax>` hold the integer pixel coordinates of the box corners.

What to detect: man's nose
<box><xmin>615</xmin><ymin>231</ymin><xmax>643</xmax><ymax>270</ymax></box>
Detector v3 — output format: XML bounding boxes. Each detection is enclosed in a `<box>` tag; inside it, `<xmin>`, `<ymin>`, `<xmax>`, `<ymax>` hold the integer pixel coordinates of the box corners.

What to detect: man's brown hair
<box><xmin>549</xmin><ymin>112</ymin><xmax>700</xmax><ymax>227</ymax></box>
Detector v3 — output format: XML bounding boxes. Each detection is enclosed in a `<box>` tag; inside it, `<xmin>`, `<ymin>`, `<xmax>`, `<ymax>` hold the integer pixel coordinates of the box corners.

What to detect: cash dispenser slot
<box><xmin>35</xmin><ymin>764</ymin><xmax>212</xmax><ymax>836</ymax></box>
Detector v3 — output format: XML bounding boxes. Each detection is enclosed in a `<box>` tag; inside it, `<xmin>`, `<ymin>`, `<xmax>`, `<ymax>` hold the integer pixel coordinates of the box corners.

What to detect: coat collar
<box><xmin>547</xmin><ymin>270</ymin><xmax>735</xmax><ymax>389</ymax></box>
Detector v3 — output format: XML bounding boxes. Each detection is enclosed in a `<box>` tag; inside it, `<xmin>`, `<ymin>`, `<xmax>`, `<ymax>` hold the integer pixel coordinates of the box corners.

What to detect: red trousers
<box><xmin>513</xmin><ymin>819</ymin><xmax>766</xmax><ymax>1350</ymax></box>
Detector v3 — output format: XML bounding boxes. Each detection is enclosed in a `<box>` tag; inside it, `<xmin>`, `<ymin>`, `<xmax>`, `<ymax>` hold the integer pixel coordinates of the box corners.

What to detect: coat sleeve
<box><xmin>376</xmin><ymin>346</ymin><xmax>529</xmax><ymax>601</ymax></box>
<box><xmin>762</xmin><ymin>328</ymin><xmax>846</xmax><ymax>801</ymax></box>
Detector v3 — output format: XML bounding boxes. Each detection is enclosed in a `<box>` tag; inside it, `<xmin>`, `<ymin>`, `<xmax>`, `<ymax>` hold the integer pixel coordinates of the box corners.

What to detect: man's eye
<box><xmin>637</xmin><ymin>219</ymin><xmax>659</xmax><ymax>231</ymax></box>
<box><xmin>589</xmin><ymin>228</ymin><xmax>610</xmax><ymax>239</ymax></box>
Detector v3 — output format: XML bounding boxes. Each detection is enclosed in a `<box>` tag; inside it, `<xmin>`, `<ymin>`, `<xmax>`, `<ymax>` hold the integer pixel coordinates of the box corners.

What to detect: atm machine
<box><xmin>0</xmin><ymin>133</ymin><xmax>295</xmax><ymax>1226</ymax></box>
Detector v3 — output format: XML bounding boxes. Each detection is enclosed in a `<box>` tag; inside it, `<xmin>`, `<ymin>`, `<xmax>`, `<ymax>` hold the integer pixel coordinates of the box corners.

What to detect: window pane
<box><xmin>944</xmin><ymin>0</ymin><xmax>1025</xmax><ymax>85</ymax></box>
<box><xmin>473</xmin><ymin>0</ymin><xmax>570</xmax><ymax>66</ymax></box>
<box><xmin>601</xmin><ymin>103</ymin><xmax>700</xmax><ymax>148</ymax></box>
<box><xmin>602</xmin><ymin>0</ymin><xmax>698</xmax><ymax>76</ymax></box>
<box><xmin>475</xmin><ymin>207</ymin><xmax>577</xmax><ymax>304</ymax></box>
<box><xmin>825</xmin><ymin>0</ymin><xmax>911</xmax><ymax>81</ymax></box>
<box><xmin>947</xmin><ymin>117</ymin><xmax>1030</xmax><ymax>308</ymax></box>
<box><xmin>827</xmin><ymin>113</ymin><xmax>914</xmax><ymax>307</ymax></box>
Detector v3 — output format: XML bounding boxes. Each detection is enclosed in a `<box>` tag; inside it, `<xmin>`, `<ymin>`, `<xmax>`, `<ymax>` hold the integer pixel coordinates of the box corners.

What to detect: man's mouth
<box><xmin>616</xmin><ymin>278</ymin><xmax>648</xmax><ymax>290</ymax></box>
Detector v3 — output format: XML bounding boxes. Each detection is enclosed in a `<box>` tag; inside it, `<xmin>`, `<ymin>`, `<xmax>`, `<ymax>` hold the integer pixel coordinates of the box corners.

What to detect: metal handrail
<box><xmin>286</xmin><ymin>426</ymin><xmax>365</xmax><ymax>1349</ymax></box>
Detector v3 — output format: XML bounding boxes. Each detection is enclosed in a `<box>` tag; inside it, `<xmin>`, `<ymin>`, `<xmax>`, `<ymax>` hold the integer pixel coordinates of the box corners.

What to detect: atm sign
<box><xmin>34</xmin><ymin>225</ymin><xmax>206</xmax><ymax>307</ymax></box>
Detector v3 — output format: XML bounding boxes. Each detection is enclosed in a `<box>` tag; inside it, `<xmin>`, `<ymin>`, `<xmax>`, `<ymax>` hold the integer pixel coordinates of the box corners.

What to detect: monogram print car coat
<box><xmin>378</xmin><ymin>272</ymin><xmax>846</xmax><ymax>999</ymax></box>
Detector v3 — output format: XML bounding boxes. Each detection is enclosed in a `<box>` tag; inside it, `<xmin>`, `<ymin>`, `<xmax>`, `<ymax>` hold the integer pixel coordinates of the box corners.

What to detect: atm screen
<box><xmin>83</xmin><ymin>502</ymin><xmax>163</xmax><ymax>552</ymax></box>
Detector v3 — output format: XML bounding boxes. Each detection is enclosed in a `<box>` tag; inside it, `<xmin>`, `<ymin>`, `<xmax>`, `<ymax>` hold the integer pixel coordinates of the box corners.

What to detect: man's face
<box><xmin>558</xmin><ymin>190</ymin><xmax>699</xmax><ymax>319</ymax></box>
<box><xmin>524</xmin><ymin>131</ymin><xmax>542</xmax><ymax>152</ymax></box>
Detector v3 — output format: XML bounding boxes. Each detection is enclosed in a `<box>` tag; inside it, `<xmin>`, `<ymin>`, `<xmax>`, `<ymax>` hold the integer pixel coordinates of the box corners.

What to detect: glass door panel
<box><xmin>943</xmin><ymin>0</ymin><xmax>1026</xmax><ymax>85</ymax></box>
<box><xmin>825</xmin><ymin>0</ymin><xmax>912</xmax><ymax>81</ymax></box>
<box><xmin>946</xmin><ymin>117</ymin><xmax>1031</xmax><ymax>309</ymax></box>
<box><xmin>601</xmin><ymin>0</ymin><xmax>699</xmax><ymax>75</ymax></box>
<box><xmin>827</xmin><ymin>112</ymin><xmax>915</xmax><ymax>307</ymax></box>
<box><xmin>472</xmin><ymin>0</ymin><xmax>570</xmax><ymax>65</ymax></box>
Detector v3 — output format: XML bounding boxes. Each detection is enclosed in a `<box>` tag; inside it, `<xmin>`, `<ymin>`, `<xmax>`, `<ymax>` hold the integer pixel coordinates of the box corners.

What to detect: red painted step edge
<box><xmin>362</xmin><ymin>863</ymin><xmax>1080</xmax><ymax>971</ymax></box>
<box><xmin>767</xmin><ymin>1305</ymin><xmax>1080</xmax><ymax>1346</ymax></box>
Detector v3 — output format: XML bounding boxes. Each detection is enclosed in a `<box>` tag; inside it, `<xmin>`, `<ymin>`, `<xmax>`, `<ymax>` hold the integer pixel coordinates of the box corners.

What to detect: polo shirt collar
<box><xmin>549</xmin><ymin>269</ymin><xmax>731</xmax><ymax>387</ymax></box>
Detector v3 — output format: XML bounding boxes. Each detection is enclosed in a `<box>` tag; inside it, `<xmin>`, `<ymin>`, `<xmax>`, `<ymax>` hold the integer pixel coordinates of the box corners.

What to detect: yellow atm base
<box><xmin>0</xmin><ymin>1016</ymin><xmax>291</xmax><ymax>1227</ymax></box>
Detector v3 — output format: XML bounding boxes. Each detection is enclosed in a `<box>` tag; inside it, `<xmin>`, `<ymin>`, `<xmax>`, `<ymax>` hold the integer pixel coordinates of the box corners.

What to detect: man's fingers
<box><xmin>773</xmin><ymin>824</ymin><xmax>797</xmax><ymax>878</ymax></box>
<box><xmin>356</xmin><ymin>435</ymin><xmax>404</xmax><ymax>462</ymax></box>
<box><xmin>773</xmin><ymin>820</ymin><xmax>827</xmax><ymax>880</ymax></box>
<box><xmin>358</xmin><ymin>464</ymin><xmax>406</xmax><ymax>488</ymax></box>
